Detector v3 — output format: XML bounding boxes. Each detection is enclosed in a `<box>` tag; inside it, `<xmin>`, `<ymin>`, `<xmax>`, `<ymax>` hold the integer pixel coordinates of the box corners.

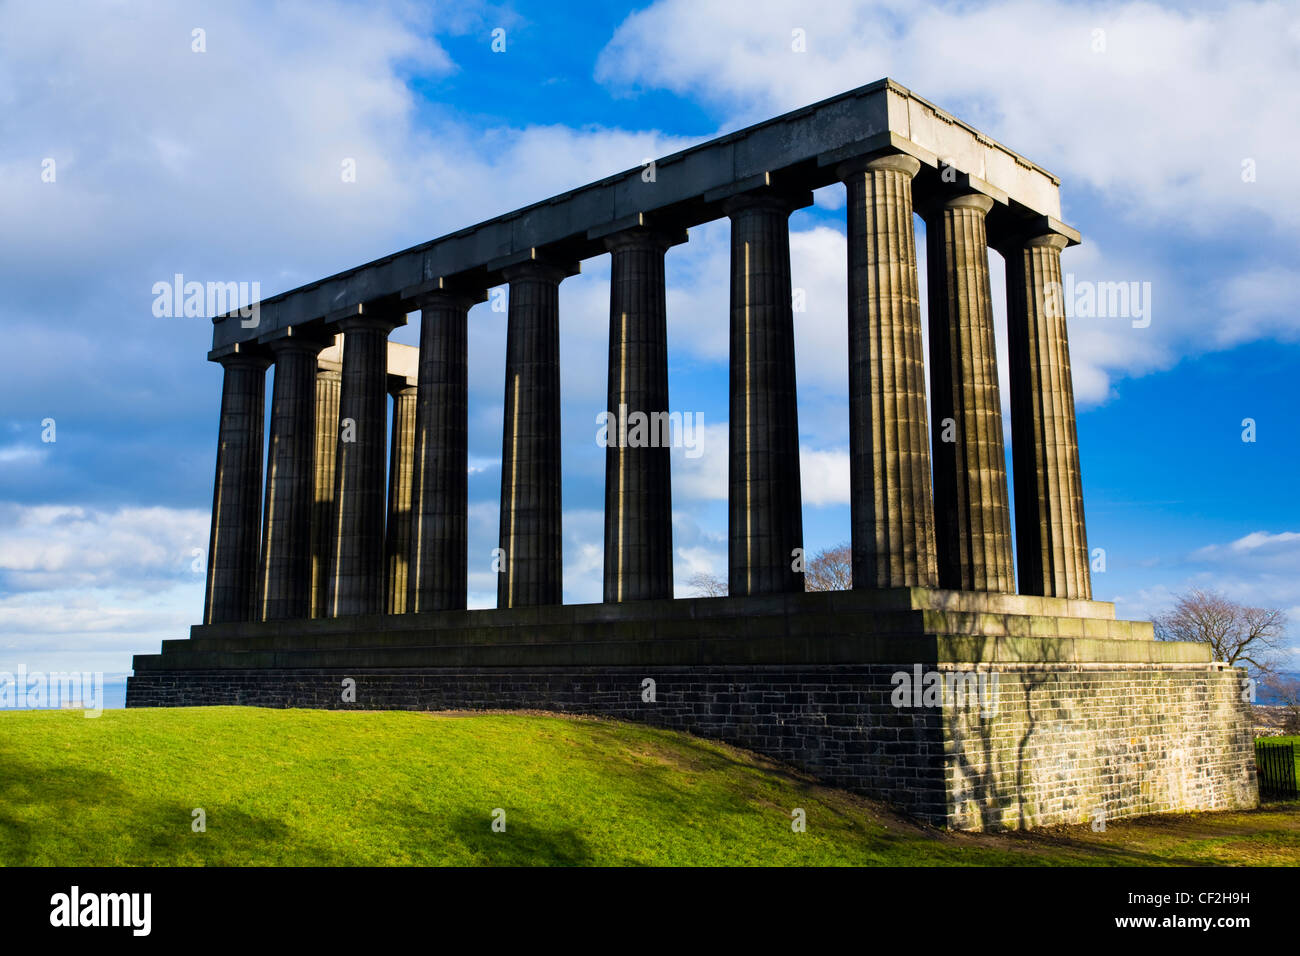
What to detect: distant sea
<box><xmin>3</xmin><ymin>677</ymin><xmax>127</xmax><ymax>711</ymax></box>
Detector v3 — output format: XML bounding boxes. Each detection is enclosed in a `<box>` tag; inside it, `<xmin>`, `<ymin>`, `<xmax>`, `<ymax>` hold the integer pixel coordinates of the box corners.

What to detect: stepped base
<box><xmin>126</xmin><ymin>589</ymin><xmax>1259</xmax><ymax>830</ymax></box>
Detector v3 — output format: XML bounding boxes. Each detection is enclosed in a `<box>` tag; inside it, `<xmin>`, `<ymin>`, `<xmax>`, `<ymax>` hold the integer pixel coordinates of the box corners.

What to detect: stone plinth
<box><xmin>127</xmin><ymin>588</ymin><xmax>1256</xmax><ymax>831</ymax></box>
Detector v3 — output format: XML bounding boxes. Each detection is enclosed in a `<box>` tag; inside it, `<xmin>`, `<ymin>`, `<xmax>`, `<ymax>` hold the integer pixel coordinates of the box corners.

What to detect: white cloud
<box><xmin>1192</xmin><ymin>530</ymin><xmax>1300</xmax><ymax>567</ymax></box>
<box><xmin>0</xmin><ymin>502</ymin><xmax>207</xmax><ymax>673</ymax></box>
<box><xmin>672</xmin><ymin>422</ymin><xmax>729</xmax><ymax>501</ymax></box>
<box><xmin>597</xmin><ymin>0</ymin><xmax>1300</xmax><ymax>231</ymax></box>
<box><xmin>671</xmin><ymin>510</ymin><xmax>727</xmax><ymax>595</ymax></box>
<box><xmin>1115</xmin><ymin>530</ymin><xmax>1300</xmax><ymax>651</ymax></box>
<box><xmin>1215</xmin><ymin>267</ymin><xmax>1300</xmax><ymax>347</ymax></box>
<box><xmin>595</xmin><ymin>0</ymin><xmax>1300</xmax><ymax>404</ymax></box>
<box><xmin>799</xmin><ymin>447</ymin><xmax>850</xmax><ymax>506</ymax></box>
<box><xmin>562</xmin><ymin>509</ymin><xmax>605</xmax><ymax>605</ymax></box>
<box><xmin>0</xmin><ymin>502</ymin><xmax>209</xmax><ymax>591</ymax></box>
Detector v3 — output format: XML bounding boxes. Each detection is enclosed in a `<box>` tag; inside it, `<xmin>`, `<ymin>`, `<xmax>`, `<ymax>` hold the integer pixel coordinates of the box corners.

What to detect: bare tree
<box><xmin>686</xmin><ymin>571</ymin><xmax>728</xmax><ymax>597</ymax></box>
<box><xmin>805</xmin><ymin>542</ymin><xmax>852</xmax><ymax>592</ymax></box>
<box><xmin>1153</xmin><ymin>588</ymin><xmax>1288</xmax><ymax>679</ymax></box>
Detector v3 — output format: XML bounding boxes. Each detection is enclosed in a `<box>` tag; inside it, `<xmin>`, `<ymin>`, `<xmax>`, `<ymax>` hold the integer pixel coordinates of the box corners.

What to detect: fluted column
<box><xmin>257</xmin><ymin>335</ymin><xmax>328</xmax><ymax>621</ymax></box>
<box><xmin>839</xmin><ymin>154</ymin><xmax>938</xmax><ymax>589</ymax></box>
<box><xmin>603</xmin><ymin>228</ymin><xmax>682</xmax><ymax>603</ymax></box>
<box><xmin>724</xmin><ymin>191</ymin><xmax>806</xmax><ymax>596</ymax></box>
<box><xmin>309</xmin><ymin>365</ymin><xmax>341</xmax><ymax>618</ymax></box>
<box><xmin>1001</xmin><ymin>230</ymin><xmax>1091</xmax><ymax>599</ymax></box>
<box><xmin>498</xmin><ymin>260</ymin><xmax>570</xmax><ymax>608</ymax></box>
<box><xmin>385</xmin><ymin>380</ymin><xmax>418</xmax><ymax>614</ymax></box>
<box><xmin>327</xmin><ymin>309</ymin><xmax>402</xmax><ymax>617</ymax></box>
<box><xmin>925</xmin><ymin>191</ymin><xmax>1014</xmax><ymax>593</ymax></box>
<box><xmin>203</xmin><ymin>351</ymin><xmax>269</xmax><ymax>624</ymax></box>
<box><xmin>410</xmin><ymin>291</ymin><xmax>476</xmax><ymax>613</ymax></box>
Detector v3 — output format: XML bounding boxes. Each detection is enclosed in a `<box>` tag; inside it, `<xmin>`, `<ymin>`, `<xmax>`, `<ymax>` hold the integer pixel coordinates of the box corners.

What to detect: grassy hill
<box><xmin>1</xmin><ymin>708</ymin><xmax>1295</xmax><ymax>866</ymax></box>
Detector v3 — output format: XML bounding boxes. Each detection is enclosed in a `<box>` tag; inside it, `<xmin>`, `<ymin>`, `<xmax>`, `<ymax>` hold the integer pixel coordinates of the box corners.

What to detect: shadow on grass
<box><xmin>0</xmin><ymin>749</ymin><xmax>338</xmax><ymax>866</ymax></box>
<box><xmin>392</xmin><ymin>808</ymin><xmax>596</xmax><ymax>866</ymax></box>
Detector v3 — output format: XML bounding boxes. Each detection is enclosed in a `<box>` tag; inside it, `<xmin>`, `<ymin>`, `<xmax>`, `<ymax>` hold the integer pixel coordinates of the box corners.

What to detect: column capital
<box><xmin>412</xmin><ymin>289</ymin><xmax>485</xmax><ymax>311</ymax></box>
<box><xmin>263</xmin><ymin>330</ymin><xmax>333</xmax><ymax>357</ymax></box>
<box><xmin>835</xmin><ymin>150</ymin><xmax>921</xmax><ymax>182</ymax></box>
<box><xmin>490</xmin><ymin>248</ymin><xmax>580</xmax><ymax>284</ymax></box>
<box><xmin>330</xmin><ymin>302</ymin><xmax>406</xmax><ymax>336</ymax></box>
<box><xmin>917</xmin><ymin>189</ymin><xmax>995</xmax><ymax>220</ymax></box>
<box><xmin>499</xmin><ymin>258</ymin><xmax>577</xmax><ymax>284</ymax></box>
<box><xmin>602</xmin><ymin>225</ymin><xmax>688</xmax><ymax>254</ymax></box>
<box><xmin>720</xmin><ymin>186</ymin><xmax>813</xmax><ymax>218</ymax></box>
<box><xmin>1022</xmin><ymin>231</ymin><xmax>1071</xmax><ymax>251</ymax></box>
<box><xmin>402</xmin><ymin>279</ymin><xmax>488</xmax><ymax>312</ymax></box>
<box><xmin>212</xmin><ymin>346</ymin><xmax>271</xmax><ymax>370</ymax></box>
<box><xmin>988</xmin><ymin>215</ymin><xmax>1082</xmax><ymax>255</ymax></box>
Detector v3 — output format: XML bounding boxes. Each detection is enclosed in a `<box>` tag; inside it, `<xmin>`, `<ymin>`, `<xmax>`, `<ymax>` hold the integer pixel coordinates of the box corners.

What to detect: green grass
<box><xmin>1</xmin><ymin>708</ymin><xmax>1296</xmax><ymax>866</ymax></box>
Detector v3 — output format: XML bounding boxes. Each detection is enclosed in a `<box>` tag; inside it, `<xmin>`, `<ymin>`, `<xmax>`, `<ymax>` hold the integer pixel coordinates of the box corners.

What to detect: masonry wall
<box><xmin>943</xmin><ymin>664</ymin><xmax>1258</xmax><ymax>830</ymax></box>
<box><xmin>126</xmin><ymin>661</ymin><xmax>1258</xmax><ymax>830</ymax></box>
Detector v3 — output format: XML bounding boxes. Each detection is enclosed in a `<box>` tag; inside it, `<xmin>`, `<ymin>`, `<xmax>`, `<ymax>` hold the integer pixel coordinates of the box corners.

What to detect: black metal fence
<box><xmin>1255</xmin><ymin>740</ymin><xmax>1298</xmax><ymax>799</ymax></box>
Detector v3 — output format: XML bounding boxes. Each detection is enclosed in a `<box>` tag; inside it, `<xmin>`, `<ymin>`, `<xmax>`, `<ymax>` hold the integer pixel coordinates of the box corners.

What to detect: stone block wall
<box><xmin>943</xmin><ymin>663</ymin><xmax>1258</xmax><ymax>830</ymax></box>
<box><xmin>126</xmin><ymin>660</ymin><xmax>1258</xmax><ymax>830</ymax></box>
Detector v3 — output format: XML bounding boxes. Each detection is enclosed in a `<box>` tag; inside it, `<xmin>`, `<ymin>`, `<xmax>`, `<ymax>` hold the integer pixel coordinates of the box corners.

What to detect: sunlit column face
<box><xmin>723</xmin><ymin>193</ymin><xmax>805</xmax><ymax>598</ymax></box>
<box><xmin>1003</xmin><ymin>233</ymin><xmax>1091</xmax><ymax>600</ymax></box>
<box><xmin>602</xmin><ymin>229</ymin><xmax>678</xmax><ymax>604</ymax></box>
<box><xmin>841</xmin><ymin>154</ymin><xmax>938</xmax><ymax>591</ymax></box>
<box><xmin>925</xmin><ymin>191</ymin><xmax>1014</xmax><ymax>594</ymax></box>
<box><xmin>498</xmin><ymin>262</ymin><xmax>568</xmax><ymax>609</ymax></box>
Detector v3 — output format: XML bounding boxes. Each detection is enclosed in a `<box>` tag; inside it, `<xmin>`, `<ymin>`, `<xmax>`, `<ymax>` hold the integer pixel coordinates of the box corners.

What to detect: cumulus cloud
<box><xmin>0</xmin><ymin>502</ymin><xmax>207</xmax><ymax>674</ymax></box>
<box><xmin>597</xmin><ymin>0</ymin><xmax>1300</xmax><ymax>228</ymax></box>
<box><xmin>799</xmin><ymin>447</ymin><xmax>850</xmax><ymax>506</ymax></box>
<box><xmin>1191</xmin><ymin>530</ymin><xmax>1300</xmax><ymax>569</ymax></box>
<box><xmin>595</xmin><ymin>0</ymin><xmax>1300</xmax><ymax>403</ymax></box>
<box><xmin>0</xmin><ymin>502</ymin><xmax>209</xmax><ymax>592</ymax></box>
<box><xmin>1112</xmin><ymin>530</ymin><xmax>1300</xmax><ymax>650</ymax></box>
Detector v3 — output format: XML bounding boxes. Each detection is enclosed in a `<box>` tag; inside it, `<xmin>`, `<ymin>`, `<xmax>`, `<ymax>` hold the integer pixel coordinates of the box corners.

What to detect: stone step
<box><xmin>186</xmin><ymin>587</ymin><xmax>1120</xmax><ymax>645</ymax></box>
<box><xmin>135</xmin><ymin>630</ymin><xmax>1207</xmax><ymax>673</ymax></box>
<box><xmin>168</xmin><ymin>606</ymin><xmax>1150</xmax><ymax>658</ymax></box>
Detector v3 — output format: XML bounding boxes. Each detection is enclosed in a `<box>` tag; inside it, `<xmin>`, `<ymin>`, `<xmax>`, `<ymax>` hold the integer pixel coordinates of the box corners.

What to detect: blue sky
<box><xmin>1</xmin><ymin>0</ymin><xmax>1297</xmax><ymax>684</ymax></box>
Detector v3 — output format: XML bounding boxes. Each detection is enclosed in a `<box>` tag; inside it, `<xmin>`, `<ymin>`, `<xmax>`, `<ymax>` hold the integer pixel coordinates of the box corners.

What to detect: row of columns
<box><xmin>202</xmin><ymin>149</ymin><xmax>1091</xmax><ymax>625</ymax></box>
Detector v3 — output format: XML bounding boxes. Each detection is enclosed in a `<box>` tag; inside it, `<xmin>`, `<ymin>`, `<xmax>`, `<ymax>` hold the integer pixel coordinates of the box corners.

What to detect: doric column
<box><xmin>257</xmin><ymin>334</ymin><xmax>329</xmax><ymax>621</ymax></box>
<box><xmin>327</xmin><ymin>308</ymin><xmax>403</xmax><ymax>617</ymax></box>
<box><xmin>385</xmin><ymin>379</ymin><xmax>418</xmax><ymax>614</ymax></box>
<box><xmin>723</xmin><ymin>190</ymin><xmax>808</xmax><ymax>597</ymax></box>
<box><xmin>602</xmin><ymin>227</ymin><xmax>684</xmax><ymax>603</ymax></box>
<box><xmin>498</xmin><ymin>259</ymin><xmax>572</xmax><ymax>608</ymax></box>
<box><xmin>1001</xmin><ymin>229</ymin><xmax>1092</xmax><ymax>599</ymax></box>
<box><xmin>409</xmin><ymin>290</ymin><xmax>478</xmax><ymax>613</ymax></box>
<box><xmin>309</xmin><ymin>363</ymin><xmax>341</xmax><ymax>618</ymax></box>
<box><xmin>203</xmin><ymin>350</ymin><xmax>269</xmax><ymax>624</ymax></box>
<box><xmin>839</xmin><ymin>153</ymin><xmax>938</xmax><ymax>589</ymax></box>
<box><xmin>924</xmin><ymin>190</ymin><xmax>1014</xmax><ymax>593</ymax></box>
